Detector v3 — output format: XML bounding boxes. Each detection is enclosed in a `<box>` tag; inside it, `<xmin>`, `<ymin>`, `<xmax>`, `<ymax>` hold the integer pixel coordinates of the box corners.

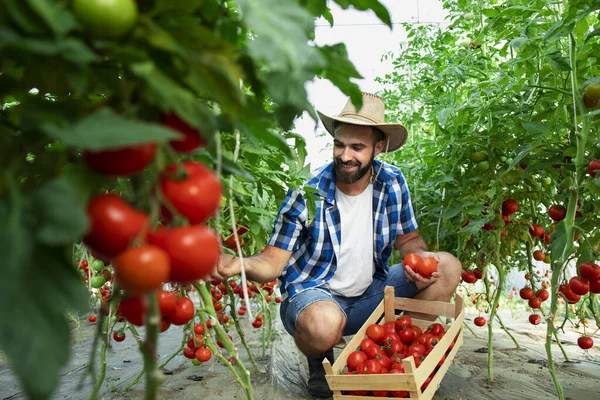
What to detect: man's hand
<box><xmin>205</xmin><ymin>253</ymin><xmax>240</xmax><ymax>282</ymax></box>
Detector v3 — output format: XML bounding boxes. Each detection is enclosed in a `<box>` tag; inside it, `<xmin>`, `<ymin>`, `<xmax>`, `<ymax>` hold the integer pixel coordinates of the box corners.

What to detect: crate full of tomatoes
<box><xmin>323</xmin><ymin>286</ymin><xmax>465</xmax><ymax>399</ymax></box>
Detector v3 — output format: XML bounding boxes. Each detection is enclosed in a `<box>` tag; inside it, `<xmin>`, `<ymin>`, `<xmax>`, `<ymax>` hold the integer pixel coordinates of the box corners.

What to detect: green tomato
<box><xmin>91</xmin><ymin>259</ymin><xmax>104</xmax><ymax>272</ymax></box>
<box><xmin>542</xmin><ymin>177</ymin><xmax>552</xmax><ymax>186</ymax></box>
<box><xmin>506</xmin><ymin>158</ymin><xmax>513</xmax><ymax>165</ymax></box>
<box><xmin>583</xmin><ymin>82</ymin><xmax>600</xmax><ymax>109</ymax></box>
<box><xmin>471</xmin><ymin>151</ymin><xmax>488</xmax><ymax>162</ymax></box>
<box><xmin>458</xmin><ymin>38</ymin><xmax>472</xmax><ymax>48</ymax></box>
<box><xmin>90</xmin><ymin>275</ymin><xmax>106</xmax><ymax>289</ymax></box>
<box><xmin>464</xmin><ymin>12</ymin><xmax>475</xmax><ymax>21</ymax></box>
<box><xmin>73</xmin><ymin>0</ymin><xmax>138</xmax><ymax>40</ymax></box>
<box><xmin>476</xmin><ymin>161</ymin><xmax>490</xmax><ymax>172</ymax></box>
<box><xmin>191</xmin><ymin>359</ymin><xmax>201</xmax><ymax>366</ymax></box>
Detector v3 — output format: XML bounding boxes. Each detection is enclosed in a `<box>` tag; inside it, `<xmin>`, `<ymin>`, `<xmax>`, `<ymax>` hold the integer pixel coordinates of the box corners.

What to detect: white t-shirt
<box><xmin>326</xmin><ymin>184</ymin><xmax>375</xmax><ymax>297</ymax></box>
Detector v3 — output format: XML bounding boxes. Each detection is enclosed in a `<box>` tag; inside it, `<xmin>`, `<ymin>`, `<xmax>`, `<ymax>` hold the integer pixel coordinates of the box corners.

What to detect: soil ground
<box><xmin>1</xmin><ymin>306</ymin><xmax>599</xmax><ymax>400</ymax></box>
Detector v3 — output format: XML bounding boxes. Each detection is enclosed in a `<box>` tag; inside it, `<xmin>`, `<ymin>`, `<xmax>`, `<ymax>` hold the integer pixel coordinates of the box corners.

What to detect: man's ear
<box><xmin>374</xmin><ymin>138</ymin><xmax>386</xmax><ymax>156</ymax></box>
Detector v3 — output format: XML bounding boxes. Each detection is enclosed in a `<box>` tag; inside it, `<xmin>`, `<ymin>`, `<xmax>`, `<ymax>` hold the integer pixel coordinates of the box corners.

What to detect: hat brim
<box><xmin>317</xmin><ymin>111</ymin><xmax>408</xmax><ymax>152</ymax></box>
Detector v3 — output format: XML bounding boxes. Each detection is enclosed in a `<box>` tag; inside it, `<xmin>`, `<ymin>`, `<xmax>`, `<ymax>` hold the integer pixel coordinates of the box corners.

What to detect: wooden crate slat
<box><xmin>327</xmin><ymin>373</ymin><xmax>419</xmax><ymax>391</ymax></box>
<box><xmin>411</xmin><ymin>304</ymin><xmax>465</xmax><ymax>386</ymax></box>
<box><xmin>384</xmin><ymin>286</ymin><xmax>396</xmax><ymax>322</ymax></box>
<box><xmin>393</xmin><ymin>297</ymin><xmax>456</xmax><ymax>318</ymax></box>
<box><xmin>419</xmin><ymin>328</ymin><xmax>464</xmax><ymax>400</ymax></box>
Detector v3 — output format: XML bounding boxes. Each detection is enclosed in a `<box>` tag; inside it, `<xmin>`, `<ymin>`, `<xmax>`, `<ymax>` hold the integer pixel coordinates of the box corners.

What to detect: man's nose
<box><xmin>340</xmin><ymin>147</ymin><xmax>353</xmax><ymax>162</ymax></box>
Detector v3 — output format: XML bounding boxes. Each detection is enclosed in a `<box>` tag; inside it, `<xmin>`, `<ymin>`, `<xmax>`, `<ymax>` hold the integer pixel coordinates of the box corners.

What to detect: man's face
<box><xmin>333</xmin><ymin>124</ymin><xmax>379</xmax><ymax>184</ymax></box>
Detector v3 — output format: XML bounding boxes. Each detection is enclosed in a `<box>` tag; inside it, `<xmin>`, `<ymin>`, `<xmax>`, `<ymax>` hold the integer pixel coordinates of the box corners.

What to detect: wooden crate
<box><xmin>323</xmin><ymin>286</ymin><xmax>464</xmax><ymax>399</ymax></box>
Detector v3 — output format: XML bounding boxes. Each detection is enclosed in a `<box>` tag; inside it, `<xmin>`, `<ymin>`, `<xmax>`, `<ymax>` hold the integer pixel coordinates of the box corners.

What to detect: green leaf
<box><xmin>440</xmin><ymin>201</ymin><xmax>464</xmax><ymax>219</ymax></box>
<box><xmin>576</xmin><ymin>239</ymin><xmax>595</xmax><ymax>265</ymax></box>
<box><xmin>32</xmin><ymin>176</ymin><xmax>89</xmax><ymax>245</ymax></box>
<box><xmin>0</xmin><ymin>184</ymin><xmax>89</xmax><ymax>400</ymax></box>
<box><xmin>236</xmin><ymin>0</ymin><xmax>318</xmax><ymax>72</ymax></box>
<box><xmin>546</xmin><ymin>50</ymin><xmax>571</xmax><ymax>71</ymax></box>
<box><xmin>25</xmin><ymin>0</ymin><xmax>77</xmax><ymax>35</ymax></box>
<box><xmin>544</xmin><ymin>20</ymin><xmax>574</xmax><ymax>42</ymax></box>
<box><xmin>549</xmin><ymin>222</ymin><xmax>569</xmax><ymax>265</ymax></box>
<box><xmin>153</xmin><ymin>0</ymin><xmax>204</xmax><ymax>13</ymax></box>
<box><xmin>316</xmin><ymin>44</ymin><xmax>363</xmax><ymax>110</ymax></box>
<box><xmin>3</xmin><ymin>0</ymin><xmax>47</xmax><ymax>35</ymax></box>
<box><xmin>130</xmin><ymin>62</ymin><xmax>218</xmax><ymax>139</ymax></box>
<box><xmin>520</xmin><ymin>121</ymin><xmax>550</xmax><ymax>135</ymax></box>
<box><xmin>43</xmin><ymin>108</ymin><xmax>181</xmax><ymax>150</ymax></box>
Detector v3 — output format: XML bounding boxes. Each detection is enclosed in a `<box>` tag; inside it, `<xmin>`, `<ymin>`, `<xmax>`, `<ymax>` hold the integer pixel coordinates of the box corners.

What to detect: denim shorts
<box><xmin>279</xmin><ymin>263</ymin><xmax>419</xmax><ymax>337</ymax></box>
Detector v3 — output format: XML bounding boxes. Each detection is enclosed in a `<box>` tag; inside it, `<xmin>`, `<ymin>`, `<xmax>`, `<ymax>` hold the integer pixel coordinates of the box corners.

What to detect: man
<box><xmin>209</xmin><ymin>92</ymin><xmax>462</xmax><ymax>398</ymax></box>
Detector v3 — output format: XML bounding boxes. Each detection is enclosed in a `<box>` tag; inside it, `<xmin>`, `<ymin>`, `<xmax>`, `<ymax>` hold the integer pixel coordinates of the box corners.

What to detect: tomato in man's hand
<box><xmin>417</xmin><ymin>257</ymin><xmax>438</xmax><ymax>278</ymax></box>
<box><xmin>403</xmin><ymin>254</ymin><xmax>425</xmax><ymax>273</ymax></box>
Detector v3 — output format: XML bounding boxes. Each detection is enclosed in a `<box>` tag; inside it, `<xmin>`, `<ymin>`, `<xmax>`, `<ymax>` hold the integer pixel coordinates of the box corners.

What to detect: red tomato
<box><xmin>383</xmin><ymin>321</ymin><xmax>396</xmax><ymax>334</ymax></box>
<box><xmin>113</xmin><ymin>245</ymin><xmax>170</xmax><ymax>295</ymax></box>
<box><xmin>346</xmin><ymin>351</ymin><xmax>368</xmax><ymax>371</ymax></box>
<box><xmin>417</xmin><ymin>257</ymin><xmax>438</xmax><ymax>278</ymax></box>
<box><xmin>193</xmin><ymin>323</ymin><xmax>205</xmax><ymax>335</ymax></box>
<box><xmin>382</xmin><ymin>332</ymin><xmax>401</xmax><ymax>345</ymax></box>
<box><xmin>88</xmin><ymin>315</ymin><xmax>97</xmax><ymax>323</ymax></box>
<box><xmin>84</xmin><ymin>142</ymin><xmax>157</xmax><ymax>176</ymax></box>
<box><xmin>147</xmin><ymin>225</ymin><xmax>220</xmax><ymax>283</ymax></box>
<box><xmin>195</xmin><ymin>347</ymin><xmax>212</xmax><ymax>362</ymax></box>
<box><xmin>252</xmin><ymin>319</ymin><xmax>263</xmax><ymax>328</ymax></box>
<box><xmin>376</xmin><ymin>353</ymin><xmax>392</xmax><ymax>370</ymax></box>
<box><xmin>474</xmin><ymin>316</ymin><xmax>486</xmax><ymax>327</ymax></box>
<box><xmin>536</xmin><ymin>289</ymin><xmax>549</xmax><ymax>302</ymax></box>
<box><xmin>160</xmin><ymin>318</ymin><xmax>171</xmax><ymax>333</ymax></box>
<box><xmin>161</xmin><ymin>113</ymin><xmax>206</xmax><ymax>153</ymax></box>
<box><xmin>167</xmin><ymin>297</ymin><xmax>195</xmax><ymax>325</ymax></box>
<box><xmin>113</xmin><ymin>331</ymin><xmax>126</xmax><ymax>342</ymax></box>
<box><xmin>544</xmin><ymin>233</ymin><xmax>551</xmax><ymax>245</ymax></box>
<box><xmin>577</xmin><ymin>336</ymin><xmax>594</xmax><ymax>350</ymax></box>
<box><xmin>529</xmin><ymin>314</ymin><xmax>542</xmax><ymax>325</ymax></box>
<box><xmin>569</xmin><ymin>276</ymin><xmax>590</xmax><ymax>295</ymax></box>
<box><xmin>157</xmin><ymin>290</ymin><xmax>177</xmax><ymax>316</ymax></box>
<box><xmin>519</xmin><ymin>287</ymin><xmax>534</xmax><ymax>300</ymax></box>
<box><xmin>160</xmin><ymin>161</ymin><xmax>222</xmax><ymax>224</ymax></box>
<box><xmin>426</xmin><ymin>323</ymin><xmax>445</xmax><ymax>336</ymax></box>
<box><xmin>548</xmin><ymin>205</ymin><xmax>566</xmax><ymax>222</ymax></box>
<box><xmin>588</xmin><ymin>159</ymin><xmax>600</xmax><ymax>177</ymax></box>
<box><xmin>117</xmin><ymin>296</ymin><xmax>147</xmax><ymax>326</ymax></box>
<box><xmin>533</xmin><ymin>250</ymin><xmax>546</xmax><ymax>261</ymax></box>
<box><xmin>360</xmin><ymin>338</ymin><xmax>378</xmax><ymax>352</ymax></box>
<box><xmin>579</xmin><ymin>262</ymin><xmax>600</xmax><ymax>281</ymax></box>
<box><xmin>84</xmin><ymin>194</ymin><xmax>148</xmax><ymax>258</ymax></box>
<box><xmin>590</xmin><ymin>279</ymin><xmax>600</xmax><ymax>294</ymax></box>
<box><xmin>395</xmin><ymin>315</ymin><xmax>412</xmax><ymax>331</ymax></box>
<box><xmin>473</xmin><ymin>267</ymin><xmax>483</xmax><ymax>280</ymax></box>
<box><xmin>502</xmin><ymin>199</ymin><xmax>518</xmax><ymax>215</ymax></box>
<box><xmin>528</xmin><ymin>297</ymin><xmax>541</xmax><ymax>309</ymax></box>
<box><xmin>366</xmin><ymin>324</ymin><xmax>385</xmax><ymax>343</ymax></box>
<box><xmin>361</xmin><ymin>359</ymin><xmax>383</xmax><ymax>374</ymax></box>
<box><xmin>372</xmin><ymin>390</ymin><xmax>389</xmax><ymax>397</ymax></box>
<box><xmin>364</xmin><ymin>345</ymin><xmax>384</xmax><ymax>360</ymax></box>
<box><xmin>403</xmin><ymin>254</ymin><xmax>425</xmax><ymax>273</ymax></box>
<box><xmin>461</xmin><ymin>270</ymin><xmax>477</xmax><ymax>283</ymax></box>
<box><xmin>183</xmin><ymin>346</ymin><xmax>196</xmax><ymax>359</ymax></box>
<box><xmin>559</xmin><ymin>284</ymin><xmax>581</xmax><ymax>303</ymax></box>
<box><xmin>391</xmin><ymin>390</ymin><xmax>409</xmax><ymax>398</ymax></box>
<box><xmin>385</xmin><ymin>339</ymin><xmax>404</xmax><ymax>357</ymax></box>
<box><xmin>529</xmin><ymin>224</ymin><xmax>545</xmax><ymax>237</ymax></box>
<box><xmin>398</xmin><ymin>327</ymin><xmax>415</xmax><ymax>344</ymax></box>
<box><xmin>411</xmin><ymin>325</ymin><xmax>423</xmax><ymax>338</ymax></box>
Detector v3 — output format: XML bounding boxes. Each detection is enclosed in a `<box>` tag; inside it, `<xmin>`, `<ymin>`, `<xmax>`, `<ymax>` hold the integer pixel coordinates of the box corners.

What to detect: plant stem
<box><xmin>588</xmin><ymin>294</ymin><xmax>600</xmax><ymax>328</ymax></box>
<box><xmin>143</xmin><ymin>293</ymin><xmax>161</xmax><ymax>400</ymax></box>
<box><xmin>487</xmin><ymin>239</ymin><xmax>506</xmax><ymax>383</ymax></box>
<box><xmin>464</xmin><ymin>321</ymin><xmax>480</xmax><ymax>338</ymax></box>
<box><xmin>87</xmin><ymin>315</ymin><xmax>109</xmax><ymax>400</ymax></box>
<box><xmin>553</xmin><ymin>330</ymin><xmax>570</xmax><ymax>362</ymax></box>
<box><xmin>494</xmin><ymin>313</ymin><xmax>521</xmax><ymax>350</ymax></box>
<box><xmin>196</xmin><ymin>283</ymin><xmax>253</xmax><ymax>400</ymax></box>
<box><xmin>225</xmin><ymin>282</ymin><xmax>259</xmax><ymax>372</ymax></box>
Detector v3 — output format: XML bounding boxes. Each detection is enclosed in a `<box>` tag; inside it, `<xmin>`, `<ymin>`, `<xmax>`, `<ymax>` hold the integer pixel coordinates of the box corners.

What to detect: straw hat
<box><xmin>317</xmin><ymin>92</ymin><xmax>408</xmax><ymax>152</ymax></box>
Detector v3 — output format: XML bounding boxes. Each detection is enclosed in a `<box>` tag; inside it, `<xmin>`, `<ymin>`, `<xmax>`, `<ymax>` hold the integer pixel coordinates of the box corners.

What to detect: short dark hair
<box><xmin>332</xmin><ymin>121</ymin><xmax>385</xmax><ymax>146</ymax></box>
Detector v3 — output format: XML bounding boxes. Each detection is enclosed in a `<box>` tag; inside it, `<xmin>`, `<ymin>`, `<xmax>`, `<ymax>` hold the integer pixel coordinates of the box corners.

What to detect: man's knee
<box><xmin>438</xmin><ymin>252</ymin><xmax>462</xmax><ymax>289</ymax></box>
<box><xmin>296</xmin><ymin>301</ymin><xmax>345</xmax><ymax>353</ymax></box>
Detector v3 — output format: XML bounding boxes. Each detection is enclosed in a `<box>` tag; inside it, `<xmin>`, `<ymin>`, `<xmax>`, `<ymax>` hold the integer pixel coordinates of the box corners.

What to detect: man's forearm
<box><xmin>242</xmin><ymin>254</ymin><xmax>282</xmax><ymax>283</ymax></box>
<box><xmin>398</xmin><ymin>235</ymin><xmax>429</xmax><ymax>259</ymax></box>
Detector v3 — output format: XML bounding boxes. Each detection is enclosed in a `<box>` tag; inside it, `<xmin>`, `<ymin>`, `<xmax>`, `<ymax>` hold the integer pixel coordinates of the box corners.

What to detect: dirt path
<box><xmin>1</xmin><ymin>307</ymin><xmax>598</xmax><ymax>400</ymax></box>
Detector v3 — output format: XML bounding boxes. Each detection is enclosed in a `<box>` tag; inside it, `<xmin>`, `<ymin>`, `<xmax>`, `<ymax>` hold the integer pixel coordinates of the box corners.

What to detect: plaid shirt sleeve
<box><xmin>268</xmin><ymin>189</ymin><xmax>307</xmax><ymax>251</ymax></box>
<box><xmin>397</xmin><ymin>170</ymin><xmax>419</xmax><ymax>234</ymax></box>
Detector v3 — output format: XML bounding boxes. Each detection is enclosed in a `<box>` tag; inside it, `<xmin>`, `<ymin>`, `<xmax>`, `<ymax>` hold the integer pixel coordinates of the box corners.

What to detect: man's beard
<box><xmin>334</xmin><ymin>151</ymin><xmax>374</xmax><ymax>184</ymax></box>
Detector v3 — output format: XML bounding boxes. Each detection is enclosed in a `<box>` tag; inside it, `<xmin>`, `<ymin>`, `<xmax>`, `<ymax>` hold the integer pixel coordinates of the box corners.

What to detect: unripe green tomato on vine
<box><xmin>464</xmin><ymin>12</ymin><xmax>475</xmax><ymax>21</ymax></box>
<box><xmin>73</xmin><ymin>0</ymin><xmax>138</xmax><ymax>39</ymax></box>
<box><xmin>583</xmin><ymin>82</ymin><xmax>600</xmax><ymax>109</ymax></box>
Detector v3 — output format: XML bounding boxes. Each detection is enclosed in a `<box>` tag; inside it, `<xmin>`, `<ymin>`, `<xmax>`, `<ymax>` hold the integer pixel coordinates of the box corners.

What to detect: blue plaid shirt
<box><xmin>268</xmin><ymin>159</ymin><xmax>419</xmax><ymax>299</ymax></box>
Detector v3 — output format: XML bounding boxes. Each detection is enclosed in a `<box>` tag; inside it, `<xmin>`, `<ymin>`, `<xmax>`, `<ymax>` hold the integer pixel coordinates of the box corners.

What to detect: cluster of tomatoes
<box><xmin>341</xmin><ymin>316</ymin><xmax>457</xmax><ymax>397</ymax></box>
<box><xmin>402</xmin><ymin>254</ymin><xmax>438</xmax><ymax>278</ymax></box>
<box><xmin>82</xmin><ymin>113</ymin><xmax>222</xmax><ymax>296</ymax></box>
